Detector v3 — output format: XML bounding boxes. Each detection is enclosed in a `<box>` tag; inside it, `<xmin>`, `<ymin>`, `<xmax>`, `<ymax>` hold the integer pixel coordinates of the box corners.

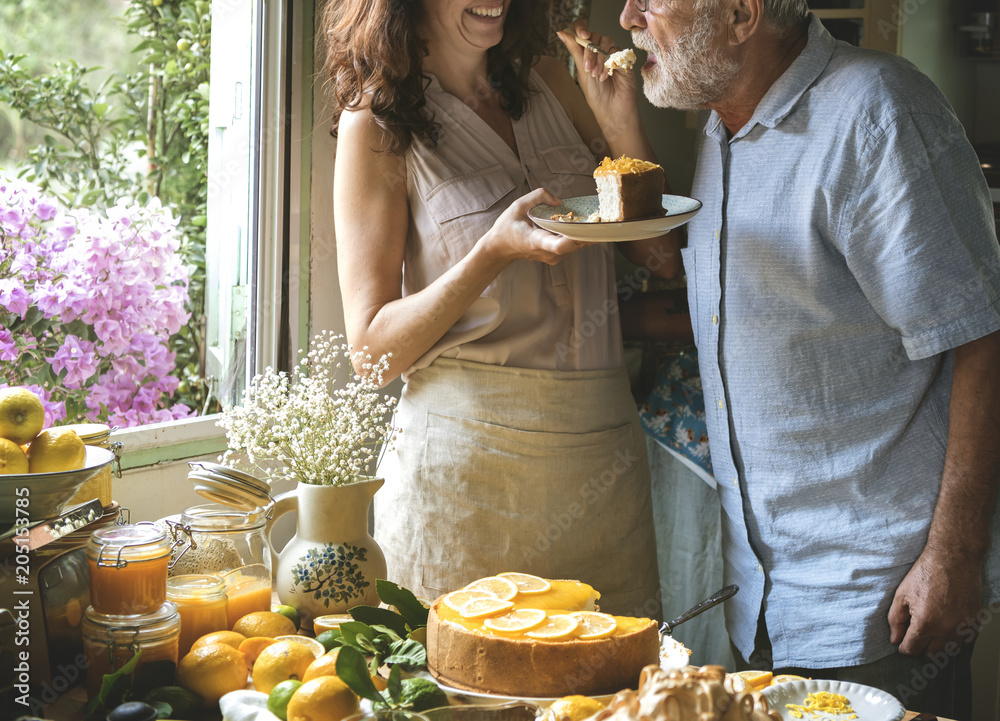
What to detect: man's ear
<box><xmin>724</xmin><ymin>0</ymin><xmax>762</xmax><ymax>46</ymax></box>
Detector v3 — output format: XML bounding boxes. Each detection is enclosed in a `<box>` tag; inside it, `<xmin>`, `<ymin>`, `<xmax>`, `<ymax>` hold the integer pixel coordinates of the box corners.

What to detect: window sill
<box><xmin>111</xmin><ymin>415</ymin><xmax>228</xmax><ymax>470</ymax></box>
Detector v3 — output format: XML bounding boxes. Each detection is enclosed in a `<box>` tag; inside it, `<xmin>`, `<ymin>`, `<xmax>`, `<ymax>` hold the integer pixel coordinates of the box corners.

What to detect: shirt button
<box><xmin>712</xmin><ymin>314</ymin><xmax>719</xmax><ymax>325</ymax></box>
<box><xmin>717</xmin><ymin>398</ymin><xmax>725</xmax><ymax>410</ymax></box>
<box><xmin>733</xmin><ymin>476</ymin><xmax>738</xmax><ymax>487</ymax></box>
<box><xmin>758</xmin><ymin>564</ymin><xmax>763</xmax><ymax>573</ymax></box>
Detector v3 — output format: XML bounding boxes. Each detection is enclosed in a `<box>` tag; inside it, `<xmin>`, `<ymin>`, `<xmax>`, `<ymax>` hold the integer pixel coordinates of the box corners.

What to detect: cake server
<box><xmin>660</xmin><ymin>584</ymin><xmax>738</xmax><ymax>636</ymax></box>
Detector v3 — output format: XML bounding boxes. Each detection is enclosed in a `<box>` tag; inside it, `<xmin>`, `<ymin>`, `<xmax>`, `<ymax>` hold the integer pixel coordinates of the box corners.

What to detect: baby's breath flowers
<box><xmin>217</xmin><ymin>331</ymin><xmax>397</xmax><ymax>486</ymax></box>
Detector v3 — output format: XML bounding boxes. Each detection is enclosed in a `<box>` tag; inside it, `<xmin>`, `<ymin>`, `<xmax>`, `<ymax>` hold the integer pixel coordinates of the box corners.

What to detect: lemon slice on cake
<box><xmin>570</xmin><ymin>611</ymin><xmax>617</xmax><ymax>639</ymax></box>
<box><xmin>484</xmin><ymin>608</ymin><xmax>547</xmax><ymax>633</ymax></box>
<box><xmin>463</xmin><ymin>576</ymin><xmax>519</xmax><ymax>601</ymax></box>
<box><xmin>498</xmin><ymin>572</ymin><xmax>552</xmax><ymax>594</ymax></box>
<box><xmin>525</xmin><ymin>614</ymin><xmax>578</xmax><ymax>640</ymax></box>
<box><xmin>459</xmin><ymin>597</ymin><xmax>515</xmax><ymax>619</ymax></box>
<box><xmin>443</xmin><ymin>589</ymin><xmax>496</xmax><ymax>613</ymax></box>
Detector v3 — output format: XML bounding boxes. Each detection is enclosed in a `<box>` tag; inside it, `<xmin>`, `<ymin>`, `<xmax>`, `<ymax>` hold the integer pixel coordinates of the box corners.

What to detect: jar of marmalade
<box><xmin>167</xmin><ymin>574</ymin><xmax>229</xmax><ymax>657</ymax></box>
<box><xmin>86</xmin><ymin>524</ymin><xmax>174</xmax><ymax>615</ymax></box>
<box><xmin>82</xmin><ymin>601</ymin><xmax>181</xmax><ymax>699</ymax></box>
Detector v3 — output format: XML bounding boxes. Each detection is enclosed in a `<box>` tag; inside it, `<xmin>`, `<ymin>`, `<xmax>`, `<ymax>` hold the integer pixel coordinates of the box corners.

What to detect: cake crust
<box><xmin>426</xmin><ymin>599</ymin><xmax>660</xmax><ymax>697</ymax></box>
<box><xmin>593</xmin><ymin>158</ymin><xmax>665</xmax><ymax>222</ymax></box>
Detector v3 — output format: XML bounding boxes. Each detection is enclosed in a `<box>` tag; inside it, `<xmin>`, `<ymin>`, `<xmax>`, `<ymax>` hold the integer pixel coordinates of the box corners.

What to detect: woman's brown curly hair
<box><xmin>320</xmin><ymin>0</ymin><xmax>550</xmax><ymax>155</ymax></box>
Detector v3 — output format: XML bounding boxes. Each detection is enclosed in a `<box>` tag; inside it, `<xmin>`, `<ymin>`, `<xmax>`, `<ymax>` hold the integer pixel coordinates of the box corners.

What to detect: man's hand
<box><xmin>888</xmin><ymin>546</ymin><xmax>982</xmax><ymax>656</ymax></box>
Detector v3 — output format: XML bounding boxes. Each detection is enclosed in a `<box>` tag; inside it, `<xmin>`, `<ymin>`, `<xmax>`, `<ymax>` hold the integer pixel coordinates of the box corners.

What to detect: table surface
<box><xmin>42</xmin><ymin>683</ymin><xmax>950</xmax><ymax>721</ymax></box>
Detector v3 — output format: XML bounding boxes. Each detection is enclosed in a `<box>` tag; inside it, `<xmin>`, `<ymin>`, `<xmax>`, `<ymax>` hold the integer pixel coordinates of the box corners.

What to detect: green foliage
<box><xmin>0</xmin><ymin>0</ymin><xmax>214</xmax><ymax>415</ymax></box>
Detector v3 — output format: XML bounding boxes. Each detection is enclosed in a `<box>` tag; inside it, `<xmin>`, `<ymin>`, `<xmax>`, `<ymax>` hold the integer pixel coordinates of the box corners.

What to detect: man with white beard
<box><xmin>559</xmin><ymin>1</ymin><xmax>1000</xmax><ymax>717</ymax></box>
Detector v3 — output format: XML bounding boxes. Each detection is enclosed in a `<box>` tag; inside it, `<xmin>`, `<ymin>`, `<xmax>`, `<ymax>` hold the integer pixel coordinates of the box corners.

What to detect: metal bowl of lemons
<box><xmin>0</xmin><ymin>445</ymin><xmax>115</xmax><ymax>525</ymax></box>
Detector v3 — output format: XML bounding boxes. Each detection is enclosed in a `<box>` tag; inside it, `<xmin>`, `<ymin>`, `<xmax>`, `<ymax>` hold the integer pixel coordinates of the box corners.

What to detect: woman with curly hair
<box><xmin>322</xmin><ymin>0</ymin><xmax>676</xmax><ymax>615</ymax></box>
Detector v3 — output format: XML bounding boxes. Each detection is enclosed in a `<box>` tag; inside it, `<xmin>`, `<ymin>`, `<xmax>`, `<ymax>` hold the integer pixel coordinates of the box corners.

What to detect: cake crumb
<box><xmin>605</xmin><ymin>49</ymin><xmax>636</xmax><ymax>75</ymax></box>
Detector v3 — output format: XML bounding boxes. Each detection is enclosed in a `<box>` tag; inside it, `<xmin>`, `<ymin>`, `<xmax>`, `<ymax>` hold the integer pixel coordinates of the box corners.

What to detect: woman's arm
<box><xmin>537</xmin><ymin>45</ymin><xmax>680</xmax><ymax>279</ymax></box>
<box><xmin>334</xmin><ymin>107</ymin><xmax>585</xmax><ymax>383</ymax></box>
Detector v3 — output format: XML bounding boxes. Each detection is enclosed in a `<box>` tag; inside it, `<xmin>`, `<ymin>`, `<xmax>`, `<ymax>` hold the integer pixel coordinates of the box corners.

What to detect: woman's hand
<box><xmin>478</xmin><ymin>188</ymin><xmax>588</xmax><ymax>267</ymax></box>
<box><xmin>556</xmin><ymin>21</ymin><xmax>639</xmax><ymax>137</ymax></box>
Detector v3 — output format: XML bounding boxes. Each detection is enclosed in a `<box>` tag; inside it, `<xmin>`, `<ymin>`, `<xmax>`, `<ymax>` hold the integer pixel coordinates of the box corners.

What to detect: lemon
<box><xmin>458</xmin><ymin>597</ymin><xmax>515</xmax><ymax>619</ymax></box>
<box><xmin>274</xmin><ymin>635</ymin><xmax>325</xmax><ymax>658</ymax></box>
<box><xmin>525</xmin><ymin>614</ymin><xmax>578</xmax><ymax>640</ymax></box>
<box><xmin>728</xmin><ymin>670</ymin><xmax>773</xmax><ymax>691</ymax></box>
<box><xmin>233</xmin><ymin>610</ymin><xmax>297</xmax><ymax>639</ymax></box>
<box><xmin>498</xmin><ymin>572</ymin><xmax>551</xmax><ymax>594</ymax></box>
<box><xmin>463</xmin><ymin>576</ymin><xmax>519</xmax><ymax>601</ymax></box>
<box><xmin>176</xmin><ymin>642</ymin><xmax>249</xmax><ymax>704</ymax></box>
<box><xmin>442</xmin><ymin>589</ymin><xmax>495</xmax><ymax>613</ymax></box>
<box><xmin>191</xmin><ymin>630</ymin><xmax>248</xmax><ymax>652</ymax></box>
<box><xmin>771</xmin><ymin>674</ymin><xmax>809</xmax><ymax>684</ymax></box>
<box><xmin>569</xmin><ymin>611</ymin><xmax>617</xmax><ymax>640</ymax></box>
<box><xmin>547</xmin><ymin>695</ymin><xmax>607</xmax><ymax>721</ymax></box>
<box><xmin>0</xmin><ymin>387</ymin><xmax>45</xmax><ymax>445</ymax></box>
<box><xmin>273</xmin><ymin>604</ymin><xmax>301</xmax><ymax>631</ymax></box>
<box><xmin>0</xmin><ymin>438</ymin><xmax>29</xmax><ymax>475</ymax></box>
<box><xmin>483</xmin><ymin>608</ymin><xmax>547</xmax><ymax>633</ymax></box>
<box><xmin>252</xmin><ymin>638</ymin><xmax>318</xmax><ymax>694</ymax></box>
<box><xmin>268</xmin><ymin>679</ymin><xmax>304</xmax><ymax>721</ymax></box>
<box><xmin>26</xmin><ymin>428</ymin><xmax>86</xmax><ymax>474</ymax></box>
<box><xmin>302</xmin><ymin>648</ymin><xmax>341</xmax><ymax>683</ymax></box>
<box><xmin>286</xmin><ymin>676</ymin><xmax>359</xmax><ymax>721</ymax></box>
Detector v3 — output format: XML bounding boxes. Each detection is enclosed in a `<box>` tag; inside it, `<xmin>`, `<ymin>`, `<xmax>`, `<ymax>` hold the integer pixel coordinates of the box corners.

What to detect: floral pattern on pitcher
<box><xmin>290</xmin><ymin>543</ymin><xmax>371</xmax><ymax>607</ymax></box>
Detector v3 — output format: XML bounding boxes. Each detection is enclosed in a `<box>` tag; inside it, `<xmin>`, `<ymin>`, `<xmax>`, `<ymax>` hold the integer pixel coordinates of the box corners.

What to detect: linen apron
<box><xmin>374</xmin><ymin>358</ymin><xmax>662</xmax><ymax>619</ymax></box>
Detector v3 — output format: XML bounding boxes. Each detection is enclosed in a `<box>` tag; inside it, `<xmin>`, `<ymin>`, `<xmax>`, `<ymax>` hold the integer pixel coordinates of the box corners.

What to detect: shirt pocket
<box><xmin>681</xmin><ymin>246</ymin><xmax>699</xmax><ymax>348</ymax></box>
<box><xmin>540</xmin><ymin>143</ymin><xmax>597</xmax><ymax>199</ymax></box>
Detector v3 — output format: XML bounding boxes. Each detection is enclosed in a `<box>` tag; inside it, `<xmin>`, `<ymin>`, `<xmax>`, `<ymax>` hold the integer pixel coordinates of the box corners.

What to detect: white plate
<box><xmin>433</xmin><ymin>679</ymin><xmax>615</xmax><ymax>709</ymax></box>
<box><xmin>528</xmin><ymin>194</ymin><xmax>702</xmax><ymax>242</ymax></box>
<box><xmin>761</xmin><ymin>680</ymin><xmax>905</xmax><ymax>721</ymax></box>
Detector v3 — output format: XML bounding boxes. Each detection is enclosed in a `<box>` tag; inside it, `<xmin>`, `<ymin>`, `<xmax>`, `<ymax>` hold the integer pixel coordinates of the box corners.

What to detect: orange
<box><xmin>176</xmin><ymin>642</ymin><xmax>249</xmax><ymax>704</ymax></box>
<box><xmin>302</xmin><ymin>649</ymin><xmax>340</xmax><ymax>683</ymax></box>
<box><xmin>285</xmin><ymin>676</ymin><xmax>359</xmax><ymax>721</ymax></box>
<box><xmin>729</xmin><ymin>670</ymin><xmax>773</xmax><ymax>691</ymax></box>
<box><xmin>252</xmin><ymin>638</ymin><xmax>317</xmax><ymax>694</ymax></box>
<box><xmin>239</xmin><ymin>636</ymin><xmax>279</xmax><ymax>669</ymax></box>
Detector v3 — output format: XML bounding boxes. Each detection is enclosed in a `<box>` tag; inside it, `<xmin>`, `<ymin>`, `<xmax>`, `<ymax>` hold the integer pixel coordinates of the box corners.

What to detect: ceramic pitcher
<box><xmin>266</xmin><ymin>478</ymin><xmax>386</xmax><ymax>624</ymax></box>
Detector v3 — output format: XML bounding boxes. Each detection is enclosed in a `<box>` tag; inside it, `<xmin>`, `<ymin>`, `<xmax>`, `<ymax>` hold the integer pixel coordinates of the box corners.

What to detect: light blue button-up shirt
<box><xmin>685</xmin><ymin>15</ymin><xmax>1000</xmax><ymax>668</ymax></box>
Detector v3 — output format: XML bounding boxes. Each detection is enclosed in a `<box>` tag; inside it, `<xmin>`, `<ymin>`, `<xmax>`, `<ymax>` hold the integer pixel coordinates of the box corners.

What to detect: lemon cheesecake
<box><xmin>593</xmin><ymin>156</ymin><xmax>665</xmax><ymax>222</ymax></box>
<box><xmin>426</xmin><ymin>573</ymin><xmax>660</xmax><ymax>697</ymax></box>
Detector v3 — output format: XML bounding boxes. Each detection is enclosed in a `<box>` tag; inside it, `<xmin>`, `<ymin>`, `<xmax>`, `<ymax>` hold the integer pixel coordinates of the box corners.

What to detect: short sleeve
<box><xmin>838</xmin><ymin>110</ymin><xmax>1000</xmax><ymax>360</ymax></box>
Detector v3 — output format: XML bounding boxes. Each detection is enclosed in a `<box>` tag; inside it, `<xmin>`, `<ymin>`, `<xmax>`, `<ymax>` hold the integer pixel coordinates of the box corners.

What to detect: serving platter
<box><xmin>761</xmin><ymin>679</ymin><xmax>905</xmax><ymax>721</ymax></box>
<box><xmin>528</xmin><ymin>194</ymin><xmax>702</xmax><ymax>242</ymax></box>
<box><xmin>434</xmin><ymin>679</ymin><xmax>616</xmax><ymax>709</ymax></box>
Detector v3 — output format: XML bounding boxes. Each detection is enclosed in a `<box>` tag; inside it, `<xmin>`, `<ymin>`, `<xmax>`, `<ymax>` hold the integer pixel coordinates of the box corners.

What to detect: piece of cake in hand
<box><xmin>594</xmin><ymin>156</ymin><xmax>665</xmax><ymax>222</ymax></box>
<box><xmin>604</xmin><ymin>49</ymin><xmax>636</xmax><ymax>75</ymax></box>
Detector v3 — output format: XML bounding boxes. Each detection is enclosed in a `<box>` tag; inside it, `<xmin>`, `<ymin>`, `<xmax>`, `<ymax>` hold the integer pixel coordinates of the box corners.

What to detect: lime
<box><xmin>267</xmin><ymin>679</ymin><xmax>304</xmax><ymax>721</ymax></box>
<box><xmin>315</xmin><ymin>630</ymin><xmax>341</xmax><ymax>653</ymax></box>
<box><xmin>272</xmin><ymin>604</ymin><xmax>302</xmax><ymax>631</ymax></box>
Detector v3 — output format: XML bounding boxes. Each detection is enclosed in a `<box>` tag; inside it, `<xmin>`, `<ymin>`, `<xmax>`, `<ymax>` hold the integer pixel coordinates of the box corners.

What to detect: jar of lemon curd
<box><xmin>86</xmin><ymin>523</ymin><xmax>174</xmax><ymax>615</ymax></box>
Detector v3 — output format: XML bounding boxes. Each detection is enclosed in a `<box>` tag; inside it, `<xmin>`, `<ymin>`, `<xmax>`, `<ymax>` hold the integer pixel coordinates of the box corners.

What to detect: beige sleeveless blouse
<box><xmin>403</xmin><ymin>70</ymin><xmax>624</xmax><ymax>378</ymax></box>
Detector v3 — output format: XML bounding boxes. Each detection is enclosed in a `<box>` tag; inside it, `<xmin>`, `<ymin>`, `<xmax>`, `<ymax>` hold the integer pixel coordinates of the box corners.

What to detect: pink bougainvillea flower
<box><xmin>47</xmin><ymin>335</ymin><xmax>100</xmax><ymax>389</ymax></box>
<box><xmin>0</xmin><ymin>279</ymin><xmax>31</xmax><ymax>319</ymax></box>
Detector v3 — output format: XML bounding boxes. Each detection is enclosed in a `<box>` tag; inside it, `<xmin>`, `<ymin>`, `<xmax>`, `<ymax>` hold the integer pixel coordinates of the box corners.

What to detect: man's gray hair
<box><xmin>696</xmin><ymin>0</ymin><xmax>809</xmax><ymax>32</ymax></box>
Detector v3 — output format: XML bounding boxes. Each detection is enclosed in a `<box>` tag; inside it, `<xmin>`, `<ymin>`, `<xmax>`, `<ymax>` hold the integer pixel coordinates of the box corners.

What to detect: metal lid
<box><xmin>186</xmin><ymin>462</ymin><xmax>272</xmax><ymax>512</ymax></box>
<box><xmin>85</xmin><ymin>523</ymin><xmax>173</xmax><ymax>567</ymax></box>
<box><xmin>178</xmin><ymin>502</ymin><xmax>266</xmax><ymax>531</ymax></box>
<box><xmin>166</xmin><ymin>574</ymin><xmax>227</xmax><ymax>601</ymax></box>
<box><xmin>82</xmin><ymin>601</ymin><xmax>181</xmax><ymax>643</ymax></box>
<box><xmin>59</xmin><ymin>423</ymin><xmax>112</xmax><ymax>444</ymax></box>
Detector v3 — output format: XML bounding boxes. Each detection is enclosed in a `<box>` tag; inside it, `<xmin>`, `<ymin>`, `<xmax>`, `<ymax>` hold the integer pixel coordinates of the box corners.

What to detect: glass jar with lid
<box><xmin>64</xmin><ymin>423</ymin><xmax>118</xmax><ymax>509</ymax></box>
<box><xmin>82</xmin><ymin>601</ymin><xmax>181</xmax><ymax>699</ymax></box>
<box><xmin>167</xmin><ymin>503</ymin><xmax>271</xmax><ymax>579</ymax></box>
<box><xmin>86</xmin><ymin>523</ymin><xmax>174</xmax><ymax>615</ymax></box>
<box><xmin>167</xmin><ymin>574</ymin><xmax>229</xmax><ymax>657</ymax></box>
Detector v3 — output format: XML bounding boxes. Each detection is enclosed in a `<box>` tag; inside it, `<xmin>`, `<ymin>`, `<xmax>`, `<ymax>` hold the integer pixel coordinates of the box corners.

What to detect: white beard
<box><xmin>635</xmin><ymin>11</ymin><xmax>741</xmax><ymax>111</ymax></box>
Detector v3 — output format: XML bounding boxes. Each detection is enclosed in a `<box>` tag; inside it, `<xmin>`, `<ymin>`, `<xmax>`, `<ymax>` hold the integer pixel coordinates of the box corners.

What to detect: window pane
<box><xmin>0</xmin><ymin>0</ymin><xmax>255</xmax><ymax>428</ymax></box>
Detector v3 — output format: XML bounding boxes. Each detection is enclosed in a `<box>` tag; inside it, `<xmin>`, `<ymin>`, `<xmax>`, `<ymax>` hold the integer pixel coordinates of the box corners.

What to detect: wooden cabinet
<box><xmin>809</xmin><ymin>0</ymin><xmax>901</xmax><ymax>53</ymax></box>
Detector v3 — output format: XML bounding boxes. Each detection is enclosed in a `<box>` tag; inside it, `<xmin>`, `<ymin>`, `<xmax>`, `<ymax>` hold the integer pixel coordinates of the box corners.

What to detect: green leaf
<box><xmin>93</xmin><ymin>102</ymin><xmax>108</xmax><ymax>118</ymax></box>
<box><xmin>381</xmin><ymin>639</ymin><xmax>427</xmax><ymax>671</ymax></box>
<box><xmin>148</xmin><ymin>701</ymin><xmax>172</xmax><ymax>718</ymax></box>
<box><xmin>338</xmin><ymin>620</ymin><xmax>378</xmax><ymax>649</ymax></box>
<box><xmin>386</xmin><ymin>664</ymin><xmax>403</xmax><ymax>704</ymax></box>
<box><xmin>131</xmin><ymin>659</ymin><xmax>176</xmax><ymax>697</ymax></box>
<box><xmin>349</xmin><ymin>606</ymin><xmax>408</xmax><ymax>639</ymax></box>
<box><xmin>98</xmin><ymin>648</ymin><xmax>142</xmax><ymax>707</ymax></box>
<box><xmin>377</xmin><ymin>580</ymin><xmax>429</xmax><ymax>628</ymax></box>
<box><xmin>334</xmin><ymin>645</ymin><xmax>383</xmax><ymax>704</ymax></box>
<box><xmin>142</xmin><ymin>685</ymin><xmax>203</xmax><ymax>718</ymax></box>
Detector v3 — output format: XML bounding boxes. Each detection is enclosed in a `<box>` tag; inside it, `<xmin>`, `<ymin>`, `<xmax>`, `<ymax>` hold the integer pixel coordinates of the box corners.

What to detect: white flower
<box><xmin>217</xmin><ymin>331</ymin><xmax>398</xmax><ymax>486</ymax></box>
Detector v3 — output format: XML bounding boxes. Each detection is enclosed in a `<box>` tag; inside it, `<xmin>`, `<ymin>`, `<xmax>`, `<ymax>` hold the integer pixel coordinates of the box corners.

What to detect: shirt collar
<box><xmin>706</xmin><ymin>13</ymin><xmax>836</xmax><ymax>141</ymax></box>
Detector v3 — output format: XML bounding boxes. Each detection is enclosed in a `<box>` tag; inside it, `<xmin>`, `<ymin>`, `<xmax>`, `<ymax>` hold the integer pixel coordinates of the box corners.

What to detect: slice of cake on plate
<box><xmin>593</xmin><ymin>156</ymin><xmax>665</xmax><ymax>222</ymax></box>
